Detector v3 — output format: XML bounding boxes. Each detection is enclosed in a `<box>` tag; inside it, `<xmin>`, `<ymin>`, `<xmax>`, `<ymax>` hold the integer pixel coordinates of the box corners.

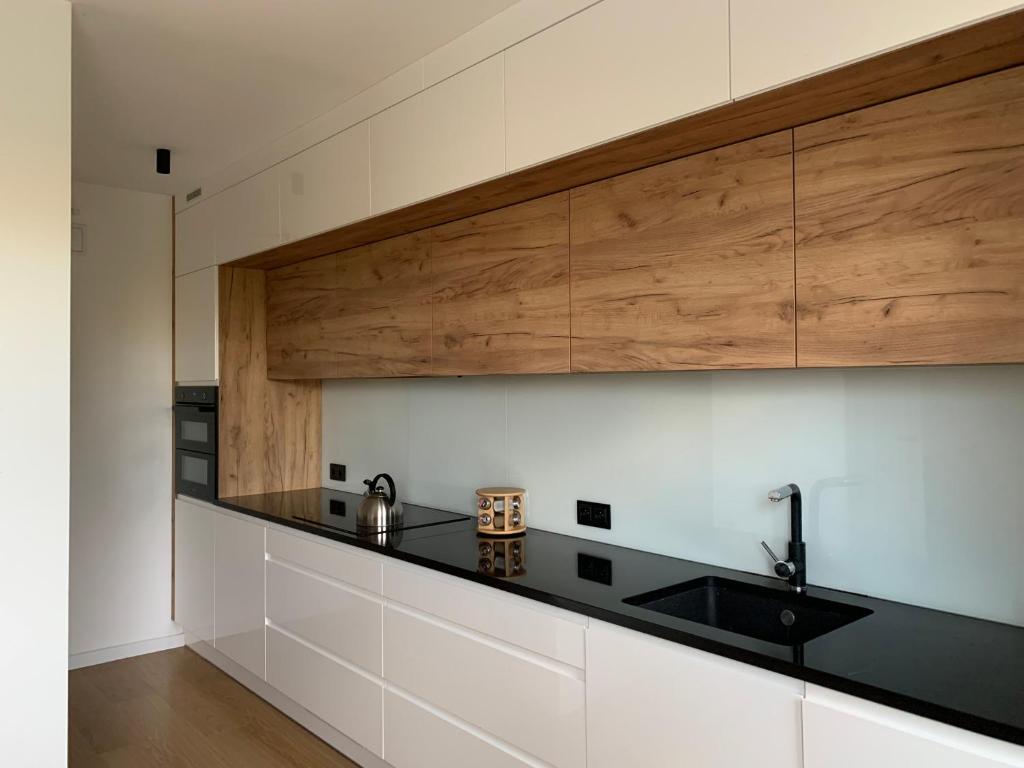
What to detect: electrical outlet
<box><xmin>329</xmin><ymin>463</ymin><xmax>346</xmax><ymax>482</ymax></box>
<box><xmin>577</xmin><ymin>500</ymin><xmax>611</xmax><ymax>530</ymax></box>
<box><xmin>577</xmin><ymin>553</ymin><xmax>613</xmax><ymax>585</ymax></box>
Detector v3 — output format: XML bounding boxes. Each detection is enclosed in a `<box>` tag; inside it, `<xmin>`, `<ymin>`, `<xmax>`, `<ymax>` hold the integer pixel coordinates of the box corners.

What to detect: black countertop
<box><xmin>214</xmin><ymin>487</ymin><xmax>1024</xmax><ymax>747</ymax></box>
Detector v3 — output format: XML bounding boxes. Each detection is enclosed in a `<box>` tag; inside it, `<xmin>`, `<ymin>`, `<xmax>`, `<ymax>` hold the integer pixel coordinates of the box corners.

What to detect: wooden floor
<box><xmin>69</xmin><ymin>647</ymin><xmax>360</xmax><ymax>768</ymax></box>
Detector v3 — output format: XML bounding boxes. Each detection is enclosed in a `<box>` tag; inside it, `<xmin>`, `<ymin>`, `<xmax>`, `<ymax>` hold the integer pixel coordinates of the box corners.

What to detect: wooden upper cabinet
<box><xmin>266</xmin><ymin>254</ymin><xmax>338</xmax><ymax>379</ymax></box>
<box><xmin>430</xmin><ymin>193</ymin><xmax>571</xmax><ymax>376</ymax></box>
<box><xmin>794</xmin><ymin>66</ymin><xmax>1024</xmax><ymax>367</ymax></box>
<box><xmin>266</xmin><ymin>232</ymin><xmax>431</xmax><ymax>379</ymax></box>
<box><xmin>570</xmin><ymin>131</ymin><xmax>796</xmax><ymax>372</ymax></box>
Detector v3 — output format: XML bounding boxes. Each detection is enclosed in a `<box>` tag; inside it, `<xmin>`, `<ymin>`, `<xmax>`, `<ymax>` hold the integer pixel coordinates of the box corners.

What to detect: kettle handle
<box><xmin>365</xmin><ymin>473</ymin><xmax>397</xmax><ymax>507</ymax></box>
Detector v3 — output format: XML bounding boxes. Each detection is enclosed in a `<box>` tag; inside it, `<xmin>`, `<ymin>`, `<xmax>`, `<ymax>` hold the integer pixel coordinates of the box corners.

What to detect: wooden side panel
<box><xmin>219</xmin><ymin>266</ymin><xmax>321</xmax><ymax>497</ymax></box>
<box><xmin>795</xmin><ymin>67</ymin><xmax>1024</xmax><ymax>366</ymax></box>
<box><xmin>266</xmin><ymin>234</ymin><xmax>431</xmax><ymax>380</ymax></box>
<box><xmin>570</xmin><ymin>132</ymin><xmax>796</xmax><ymax>372</ymax></box>
<box><xmin>430</xmin><ymin>193</ymin><xmax>570</xmax><ymax>375</ymax></box>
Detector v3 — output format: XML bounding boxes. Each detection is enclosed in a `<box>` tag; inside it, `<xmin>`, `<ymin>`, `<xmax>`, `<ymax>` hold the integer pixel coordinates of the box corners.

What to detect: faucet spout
<box><xmin>764</xmin><ymin>483</ymin><xmax>805</xmax><ymax>593</ymax></box>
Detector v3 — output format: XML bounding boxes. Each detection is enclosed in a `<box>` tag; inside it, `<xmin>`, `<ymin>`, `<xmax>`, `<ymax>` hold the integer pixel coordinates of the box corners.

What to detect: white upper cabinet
<box><xmin>804</xmin><ymin>685</ymin><xmax>1024</xmax><ymax>768</ymax></box>
<box><xmin>504</xmin><ymin>0</ymin><xmax>730</xmax><ymax>171</ymax></box>
<box><xmin>586</xmin><ymin>620</ymin><xmax>803</xmax><ymax>768</ymax></box>
<box><xmin>174</xmin><ymin>266</ymin><xmax>218</xmax><ymax>383</ymax></box>
<box><xmin>370</xmin><ymin>55</ymin><xmax>504</xmax><ymax>214</ymax></box>
<box><xmin>731</xmin><ymin>0</ymin><xmax>1023</xmax><ymax>98</ymax></box>
<box><xmin>174</xmin><ymin>200</ymin><xmax>216</xmax><ymax>276</ymax></box>
<box><xmin>279</xmin><ymin>122</ymin><xmax>370</xmax><ymax>244</ymax></box>
<box><xmin>215</xmin><ymin>168</ymin><xmax>279</xmax><ymax>264</ymax></box>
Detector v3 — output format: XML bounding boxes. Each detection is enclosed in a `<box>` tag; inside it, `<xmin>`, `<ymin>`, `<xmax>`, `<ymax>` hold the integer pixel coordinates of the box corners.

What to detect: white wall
<box><xmin>324</xmin><ymin>367</ymin><xmax>1024</xmax><ymax>627</ymax></box>
<box><xmin>0</xmin><ymin>0</ymin><xmax>71</xmax><ymax>764</ymax></box>
<box><xmin>69</xmin><ymin>182</ymin><xmax>178</xmax><ymax>663</ymax></box>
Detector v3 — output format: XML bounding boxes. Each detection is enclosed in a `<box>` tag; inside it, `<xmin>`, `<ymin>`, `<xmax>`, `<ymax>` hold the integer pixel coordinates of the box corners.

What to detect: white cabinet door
<box><xmin>279</xmin><ymin>122</ymin><xmax>370</xmax><ymax>244</ymax></box>
<box><xmin>383</xmin><ymin>689</ymin><xmax>532</xmax><ymax>768</ymax></box>
<box><xmin>266</xmin><ymin>559</ymin><xmax>382</xmax><ymax>674</ymax></box>
<box><xmin>370</xmin><ymin>55</ymin><xmax>504</xmax><ymax>214</ymax></box>
<box><xmin>730</xmin><ymin>1</ymin><xmax>1023</xmax><ymax>98</ymax></box>
<box><xmin>586</xmin><ymin>620</ymin><xmax>803</xmax><ymax>768</ymax></box>
<box><xmin>173</xmin><ymin>498</ymin><xmax>214</xmax><ymax>644</ymax></box>
<box><xmin>383</xmin><ymin>562</ymin><xmax>586</xmax><ymax>668</ymax></box>
<box><xmin>267</xmin><ymin>626</ymin><xmax>383</xmax><ymax>757</ymax></box>
<box><xmin>267</xmin><ymin>528</ymin><xmax>381</xmax><ymax>594</ymax></box>
<box><xmin>214</xmin><ymin>512</ymin><xmax>265</xmax><ymax>679</ymax></box>
<box><xmin>504</xmin><ymin>0</ymin><xmax>729</xmax><ymax>171</ymax></box>
<box><xmin>384</xmin><ymin>605</ymin><xmax>586</xmax><ymax>768</ymax></box>
<box><xmin>174</xmin><ymin>201</ymin><xmax>216</xmax><ymax>276</ymax></box>
<box><xmin>215</xmin><ymin>168</ymin><xmax>279</xmax><ymax>264</ymax></box>
<box><xmin>804</xmin><ymin>685</ymin><xmax>1024</xmax><ymax>768</ymax></box>
<box><xmin>174</xmin><ymin>266</ymin><xmax>218</xmax><ymax>383</ymax></box>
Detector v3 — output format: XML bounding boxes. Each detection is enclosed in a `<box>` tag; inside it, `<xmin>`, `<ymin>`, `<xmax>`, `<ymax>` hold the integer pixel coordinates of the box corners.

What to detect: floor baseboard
<box><xmin>68</xmin><ymin>632</ymin><xmax>185</xmax><ymax>670</ymax></box>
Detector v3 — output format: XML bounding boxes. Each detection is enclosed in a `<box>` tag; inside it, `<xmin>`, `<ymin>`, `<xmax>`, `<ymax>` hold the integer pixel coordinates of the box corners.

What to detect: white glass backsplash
<box><xmin>323</xmin><ymin>367</ymin><xmax>1024</xmax><ymax>626</ymax></box>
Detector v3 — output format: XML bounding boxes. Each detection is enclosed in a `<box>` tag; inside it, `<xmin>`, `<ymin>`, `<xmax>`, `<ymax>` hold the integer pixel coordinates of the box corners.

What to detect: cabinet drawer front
<box><xmin>384</xmin><ymin>606</ymin><xmax>586</xmax><ymax>768</ymax></box>
<box><xmin>266</xmin><ymin>627</ymin><xmax>383</xmax><ymax>757</ymax></box>
<box><xmin>267</xmin><ymin>528</ymin><xmax>381</xmax><ymax>594</ymax></box>
<box><xmin>267</xmin><ymin>560</ymin><xmax>382</xmax><ymax>674</ymax></box>
<box><xmin>383</xmin><ymin>689</ymin><xmax>533</xmax><ymax>768</ymax></box>
<box><xmin>803</xmin><ymin>688</ymin><xmax>1024</xmax><ymax>768</ymax></box>
<box><xmin>383</xmin><ymin>563</ymin><xmax>585</xmax><ymax>668</ymax></box>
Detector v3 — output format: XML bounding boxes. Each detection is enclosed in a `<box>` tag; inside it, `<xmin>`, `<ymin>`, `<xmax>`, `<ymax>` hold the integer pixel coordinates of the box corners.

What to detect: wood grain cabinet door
<box><xmin>569</xmin><ymin>131</ymin><xmax>796</xmax><ymax>372</ymax></box>
<box><xmin>794</xmin><ymin>66</ymin><xmax>1024</xmax><ymax>367</ymax></box>
<box><xmin>266</xmin><ymin>232</ymin><xmax>432</xmax><ymax>379</ymax></box>
<box><xmin>430</xmin><ymin>193</ymin><xmax>570</xmax><ymax>376</ymax></box>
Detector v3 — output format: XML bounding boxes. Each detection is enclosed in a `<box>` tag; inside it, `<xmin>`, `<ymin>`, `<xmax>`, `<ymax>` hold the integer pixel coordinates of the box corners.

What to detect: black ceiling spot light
<box><xmin>156</xmin><ymin>147</ymin><xmax>171</xmax><ymax>175</ymax></box>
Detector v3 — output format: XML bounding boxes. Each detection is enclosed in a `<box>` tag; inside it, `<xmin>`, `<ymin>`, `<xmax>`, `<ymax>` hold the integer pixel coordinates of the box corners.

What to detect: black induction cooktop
<box><xmin>216</xmin><ymin>487</ymin><xmax>473</xmax><ymax>543</ymax></box>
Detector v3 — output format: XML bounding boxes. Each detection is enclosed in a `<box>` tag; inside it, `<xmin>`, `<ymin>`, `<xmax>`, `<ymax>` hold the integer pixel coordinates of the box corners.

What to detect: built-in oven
<box><xmin>174</xmin><ymin>386</ymin><xmax>218</xmax><ymax>500</ymax></box>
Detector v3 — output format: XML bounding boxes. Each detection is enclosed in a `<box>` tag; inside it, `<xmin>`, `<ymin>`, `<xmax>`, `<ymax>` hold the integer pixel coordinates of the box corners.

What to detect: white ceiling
<box><xmin>72</xmin><ymin>0</ymin><xmax>519</xmax><ymax>196</ymax></box>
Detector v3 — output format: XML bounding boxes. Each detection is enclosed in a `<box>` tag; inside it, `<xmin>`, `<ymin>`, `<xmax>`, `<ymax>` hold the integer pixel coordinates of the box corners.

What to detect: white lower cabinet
<box><xmin>213</xmin><ymin>512</ymin><xmax>266</xmax><ymax>679</ymax></box>
<box><xmin>266</xmin><ymin>626</ymin><xmax>383</xmax><ymax>757</ymax></box>
<box><xmin>173</xmin><ymin>498</ymin><xmax>214</xmax><ymax>643</ymax></box>
<box><xmin>383</xmin><ymin>688</ymin><xmax>532</xmax><ymax>768</ymax></box>
<box><xmin>175</xmin><ymin>520</ymin><xmax>1024</xmax><ymax>768</ymax></box>
<box><xmin>803</xmin><ymin>685</ymin><xmax>1024</xmax><ymax>768</ymax></box>
<box><xmin>383</xmin><ymin>604</ymin><xmax>586</xmax><ymax>768</ymax></box>
<box><xmin>266</xmin><ymin>557</ymin><xmax>382</xmax><ymax>674</ymax></box>
<box><xmin>586</xmin><ymin>620</ymin><xmax>804</xmax><ymax>768</ymax></box>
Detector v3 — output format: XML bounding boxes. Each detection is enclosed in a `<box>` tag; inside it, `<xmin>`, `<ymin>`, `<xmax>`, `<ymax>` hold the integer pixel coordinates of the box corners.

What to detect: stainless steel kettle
<box><xmin>358</xmin><ymin>473</ymin><xmax>403</xmax><ymax>531</ymax></box>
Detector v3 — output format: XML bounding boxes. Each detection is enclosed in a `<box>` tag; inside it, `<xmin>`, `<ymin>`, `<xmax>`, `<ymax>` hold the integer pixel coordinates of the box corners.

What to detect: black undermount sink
<box><xmin>625</xmin><ymin>576</ymin><xmax>872</xmax><ymax>646</ymax></box>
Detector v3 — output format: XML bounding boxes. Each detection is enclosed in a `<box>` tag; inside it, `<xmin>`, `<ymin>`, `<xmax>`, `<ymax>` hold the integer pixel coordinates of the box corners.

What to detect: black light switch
<box><xmin>329</xmin><ymin>463</ymin><xmax>346</xmax><ymax>481</ymax></box>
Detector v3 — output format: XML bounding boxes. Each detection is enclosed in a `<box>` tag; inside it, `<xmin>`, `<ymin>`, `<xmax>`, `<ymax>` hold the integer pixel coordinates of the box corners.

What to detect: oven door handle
<box><xmin>174</xmin><ymin>404</ymin><xmax>216</xmax><ymax>414</ymax></box>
